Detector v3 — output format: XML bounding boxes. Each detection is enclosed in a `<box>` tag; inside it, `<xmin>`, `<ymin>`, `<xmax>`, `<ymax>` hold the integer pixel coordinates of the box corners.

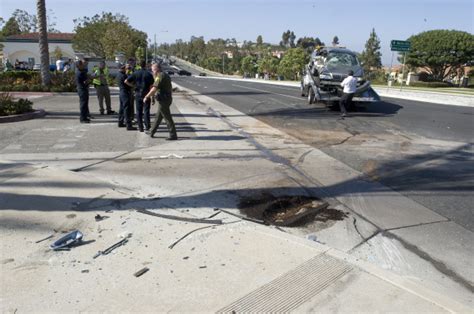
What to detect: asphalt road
<box><xmin>171</xmin><ymin>74</ymin><xmax>474</xmax><ymax>231</ymax></box>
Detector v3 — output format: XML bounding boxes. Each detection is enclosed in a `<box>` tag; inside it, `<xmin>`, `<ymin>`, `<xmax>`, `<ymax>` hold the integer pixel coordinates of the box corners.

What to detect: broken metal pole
<box><xmin>136</xmin><ymin>209</ymin><xmax>223</xmax><ymax>225</ymax></box>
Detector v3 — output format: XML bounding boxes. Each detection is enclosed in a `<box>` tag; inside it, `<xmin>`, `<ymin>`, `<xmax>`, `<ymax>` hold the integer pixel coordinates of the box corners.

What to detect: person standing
<box><xmin>144</xmin><ymin>63</ymin><xmax>177</xmax><ymax>140</ymax></box>
<box><xmin>75</xmin><ymin>60</ymin><xmax>91</xmax><ymax>123</ymax></box>
<box><xmin>339</xmin><ymin>70</ymin><xmax>357</xmax><ymax>118</ymax></box>
<box><xmin>117</xmin><ymin>64</ymin><xmax>135</xmax><ymax>130</ymax></box>
<box><xmin>92</xmin><ymin>61</ymin><xmax>115</xmax><ymax>115</ymax></box>
<box><xmin>125</xmin><ymin>60</ymin><xmax>154</xmax><ymax>132</ymax></box>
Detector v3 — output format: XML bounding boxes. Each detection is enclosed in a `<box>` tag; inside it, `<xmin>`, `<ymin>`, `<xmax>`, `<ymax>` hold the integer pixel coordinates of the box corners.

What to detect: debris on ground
<box><xmin>94</xmin><ymin>214</ymin><xmax>109</xmax><ymax>222</ymax></box>
<box><xmin>136</xmin><ymin>209</ymin><xmax>223</xmax><ymax>225</ymax></box>
<box><xmin>93</xmin><ymin>234</ymin><xmax>131</xmax><ymax>259</ymax></box>
<box><xmin>50</xmin><ymin>230</ymin><xmax>84</xmax><ymax>250</ymax></box>
<box><xmin>134</xmin><ymin>267</ymin><xmax>149</xmax><ymax>277</ymax></box>
<box><xmin>238</xmin><ymin>194</ymin><xmax>330</xmax><ymax>226</ymax></box>
<box><xmin>35</xmin><ymin>234</ymin><xmax>54</xmax><ymax>244</ymax></box>
<box><xmin>142</xmin><ymin>154</ymin><xmax>184</xmax><ymax>160</ymax></box>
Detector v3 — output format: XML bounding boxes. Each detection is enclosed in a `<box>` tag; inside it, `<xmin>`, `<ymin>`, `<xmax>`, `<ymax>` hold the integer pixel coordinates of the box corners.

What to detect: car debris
<box><xmin>35</xmin><ymin>234</ymin><xmax>54</xmax><ymax>244</ymax></box>
<box><xmin>94</xmin><ymin>214</ymin><xmax>109</xmax><ymax>222</ymax></box>
<box><xmin>133</xmin><ymin>267</ymin><xmax>149</xmax><ymax>277</ymax></box>
<box><xmin>93</xmin><ymin>234</ymin><xmax>131</xmax><ymax>259</ymax></box>
<box><xmin>136</xmin><ymin>209</ymin><xmax>223</xmax><ymax>225</ymax></box>
<box><xmin>301</xmin><ymin>47</ymin><xmax>380</xmax><ymax>107</ymax></box>
<box><xmin>50</xmin><ymin>230</ymin><xmax>84</xmax><ymax>250</ymax></box>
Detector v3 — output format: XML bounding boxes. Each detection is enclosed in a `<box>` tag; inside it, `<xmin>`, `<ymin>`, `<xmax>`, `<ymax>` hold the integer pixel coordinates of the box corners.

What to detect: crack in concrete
<box><xmin>297</xmin><ymin>149</ymin><xmax>313</xmax><ymax>165</ymax></box>
<box><xmin>352</xmin><ymin>217</ymin><xmax>365</xmax><ymax>241</ymax></box>
<box><xmin>383</xmin><ymin>231</ymin><xmax>474</xmax><ymax>293</ymax></box>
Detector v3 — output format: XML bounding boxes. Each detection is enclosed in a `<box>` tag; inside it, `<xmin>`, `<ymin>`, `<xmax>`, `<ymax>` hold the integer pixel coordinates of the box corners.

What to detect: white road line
<box><xmin>231</xmin><ymin>84</ymin><xmax>304</xmax><ymax>101</ymax></box>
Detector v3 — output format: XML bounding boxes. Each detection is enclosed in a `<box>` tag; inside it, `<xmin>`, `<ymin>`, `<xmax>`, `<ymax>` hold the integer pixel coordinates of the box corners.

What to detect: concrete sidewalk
<box><xmin>1</xmin><ymin>90</ymin><xmax>472</xmax><ymax>312</ymax></box>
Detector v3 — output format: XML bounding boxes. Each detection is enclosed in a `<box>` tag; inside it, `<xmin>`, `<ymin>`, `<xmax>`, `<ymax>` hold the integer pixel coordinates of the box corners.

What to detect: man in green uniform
<box><xmin>92</xmin><ymin>61</ymin><xmax>115</xmax><ymax>115</ymax></box>
<box><xmin>144</xmin><ymin>63</ymin><xmax>177</xmax><ymax>140</ymax></box>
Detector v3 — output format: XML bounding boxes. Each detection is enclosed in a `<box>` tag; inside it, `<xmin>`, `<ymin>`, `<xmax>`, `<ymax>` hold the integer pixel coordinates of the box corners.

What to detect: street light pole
<box><xmin>154</xmin><ymin>34</ymin><xmax>157</xmax><ymax>61</ymax></box>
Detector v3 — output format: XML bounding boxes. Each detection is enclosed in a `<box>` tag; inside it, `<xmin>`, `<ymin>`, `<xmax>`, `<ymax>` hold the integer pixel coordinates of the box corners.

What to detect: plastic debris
<box><xmin>50</xmin><ymin>230</ymin><xmax>83</xmax><ymax>250</ymax></box>
<box><xmin>134</xmin><ymin>267</ymin><xmax>149</xmax><ymax>277</ymax></box>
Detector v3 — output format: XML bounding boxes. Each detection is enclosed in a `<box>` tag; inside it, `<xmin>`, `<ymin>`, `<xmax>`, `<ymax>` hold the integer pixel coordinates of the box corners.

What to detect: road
<box><xmin>171</xmin><ymin>74</ymin><xmax>474</xmax><ymax>232</ymax></box>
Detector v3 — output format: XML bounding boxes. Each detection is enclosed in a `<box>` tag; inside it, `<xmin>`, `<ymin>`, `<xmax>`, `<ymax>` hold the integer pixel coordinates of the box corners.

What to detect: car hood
<box><xmin>325</xmin><ymin>64</ymin><xmax>363</xmax><ymax>79</ymax></box>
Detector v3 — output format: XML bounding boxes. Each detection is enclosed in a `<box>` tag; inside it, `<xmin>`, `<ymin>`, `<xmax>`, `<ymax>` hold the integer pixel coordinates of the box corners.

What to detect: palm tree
<box><xmin>37</xmin><ymin>0</ymin><xmax>51</xmax><ymax>86</ymax></box>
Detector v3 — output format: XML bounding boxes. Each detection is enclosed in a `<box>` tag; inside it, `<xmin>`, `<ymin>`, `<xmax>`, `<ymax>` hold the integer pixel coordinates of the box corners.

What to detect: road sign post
<box><xmin>390</xmin><ymin>40</ymin><xmax>411</xmax><ymax>91</ymax></box>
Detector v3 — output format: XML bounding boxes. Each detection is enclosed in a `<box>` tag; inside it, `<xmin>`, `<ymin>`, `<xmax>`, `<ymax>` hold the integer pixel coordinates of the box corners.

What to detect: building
<box><xmin>1</xmin><ymin>33</ymin><xmax>75</xmax><ymax>69</ymax></box>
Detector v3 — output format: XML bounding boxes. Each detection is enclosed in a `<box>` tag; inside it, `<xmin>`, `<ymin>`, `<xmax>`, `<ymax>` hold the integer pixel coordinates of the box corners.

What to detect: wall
<box><xmin>2</xmin><ymin>41</ymin><xmax>75</xmax><ymax>65</ymax></box>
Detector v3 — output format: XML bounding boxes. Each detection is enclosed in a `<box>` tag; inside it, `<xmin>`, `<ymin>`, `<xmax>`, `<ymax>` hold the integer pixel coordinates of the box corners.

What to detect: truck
<box><xmin>300</xmin><ymin>47</ymin><xmax>380</xmax><ymax>108</ymax></box>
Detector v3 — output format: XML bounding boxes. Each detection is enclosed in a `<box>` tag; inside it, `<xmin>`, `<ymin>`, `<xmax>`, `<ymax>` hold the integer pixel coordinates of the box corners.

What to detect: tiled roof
<box><xmin>5</xmin><ymin>33</ymin><xmax>74</xmax><ymax>42</ymax></box>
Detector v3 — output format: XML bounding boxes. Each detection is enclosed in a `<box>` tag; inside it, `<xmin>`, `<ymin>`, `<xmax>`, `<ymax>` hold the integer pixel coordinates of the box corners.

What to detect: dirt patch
<box><xmin>238</xmin><ymin>193</ymin><xmax>335</xmax><ymax>227</ymax></box>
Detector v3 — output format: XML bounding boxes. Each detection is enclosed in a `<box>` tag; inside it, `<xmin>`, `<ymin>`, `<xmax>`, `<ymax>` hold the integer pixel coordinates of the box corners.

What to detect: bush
<box><xmin>409</xmin><ymin>81</ymin><xmax>453</xmax><ymax>88</ymax></box>
<box><xmin>0</xmin><ymin>92</ymin><xmax>33</xmax><ymax>116</ymax></box>
<box><xmin>0</xmin><ymin>70</ymin><xmax>78</xmax><ymax>92</ymax></box>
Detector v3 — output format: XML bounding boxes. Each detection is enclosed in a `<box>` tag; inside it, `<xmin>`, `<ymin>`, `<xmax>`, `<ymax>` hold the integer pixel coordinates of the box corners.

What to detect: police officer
<box><xmin>125</xmin><ymin>60</ymin><xmax>154</xmax><ymax>132</ymax></box>
<box><xmin>117</xmin><ymin>64</ymin><xmax>135</xmax><ymax>130</ymax></box>
<box><xmin>144</xmin><ymin>63</ymin><xmax>177</xmax><ymax>140</ymax></box>
<box><xmin>92</xmin><ymin>61</ymin><xmax>115</xmax><ymax>115</ymax></box>
<box><xmin>75</xmin><ymin>60</ymin><xmax>91</xmax><ymax>123</ymax></box>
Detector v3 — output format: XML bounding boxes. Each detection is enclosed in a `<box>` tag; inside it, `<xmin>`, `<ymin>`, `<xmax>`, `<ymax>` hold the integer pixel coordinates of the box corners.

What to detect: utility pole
<box><xmin>154</xmin><ymin>34</ymin><xmax>157</xmax><ymax>62</ymax></box>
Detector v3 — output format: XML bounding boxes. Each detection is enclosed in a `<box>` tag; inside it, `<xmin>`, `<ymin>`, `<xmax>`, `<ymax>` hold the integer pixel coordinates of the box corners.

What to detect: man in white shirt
<box><xmin>339</xmin><ymin>70</ymin><xmax>357</xmax><ymax>117</ymax></box>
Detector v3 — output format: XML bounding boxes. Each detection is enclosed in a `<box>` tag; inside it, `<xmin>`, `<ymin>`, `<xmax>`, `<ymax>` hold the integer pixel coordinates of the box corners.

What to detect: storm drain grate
<box><xmin>217</xmin><ymin>254</ymin><xmax>353</xmax><ymax>313</ymax></box>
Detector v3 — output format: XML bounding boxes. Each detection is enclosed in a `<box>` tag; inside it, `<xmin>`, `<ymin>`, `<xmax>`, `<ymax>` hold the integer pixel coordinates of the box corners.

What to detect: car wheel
<box><xmin>308</xmin><ymin>87</ymin><xmax>315</xmax><ymax>104</ymax></box>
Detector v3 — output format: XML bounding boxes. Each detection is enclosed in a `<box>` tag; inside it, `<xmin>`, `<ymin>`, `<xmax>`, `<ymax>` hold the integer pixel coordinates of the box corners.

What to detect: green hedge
<box><xmin>0</xmin><ymin>93</ymin><xmax>33</xmax><ymax>116</ymax></box>
<box><xmin>0</xmin><ymin>71</ymin><xmax>77</xmax><ymax>92</ymax></box>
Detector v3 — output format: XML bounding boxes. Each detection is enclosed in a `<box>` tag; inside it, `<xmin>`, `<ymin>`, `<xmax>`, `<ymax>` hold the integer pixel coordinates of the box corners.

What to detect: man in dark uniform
<box><xmin>144</xmin><ymin>63</ymin><xmax>177</xmax><ymax>140</ymax></box>
<box><xmin>125</xmin><ymin>60</ymin><xmax>154</xmax><ymax>132</ymax></box>
<box><xmin>75</xmin><ymin>60</ymin><xmax>91</xmax><ymax>123</ymax></box>
<box><xmin>117</xmin><ymin>64</ymin><xmax>135</xmax><ymax>130</ymax></box>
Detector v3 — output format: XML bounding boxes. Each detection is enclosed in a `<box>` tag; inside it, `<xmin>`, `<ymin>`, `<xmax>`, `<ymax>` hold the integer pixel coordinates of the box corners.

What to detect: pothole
<box><xmin>238</xmin><ymin>193</ymin><xmax>338</xmax><ymax>227</ymax></box>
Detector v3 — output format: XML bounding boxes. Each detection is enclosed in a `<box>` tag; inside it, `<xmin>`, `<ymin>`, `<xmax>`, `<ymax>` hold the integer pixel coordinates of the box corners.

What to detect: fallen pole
<box><xmin>136</xmin><ymin>209</ymin><xmax>223</xmax><ymax>225</ymax></box>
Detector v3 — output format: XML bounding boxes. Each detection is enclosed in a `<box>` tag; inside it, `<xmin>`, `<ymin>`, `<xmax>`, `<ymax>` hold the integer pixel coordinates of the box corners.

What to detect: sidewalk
<box><xmin>1</xmin><ymin>89</ymin><xmax>472</xmax><ymax>312</ymax></box>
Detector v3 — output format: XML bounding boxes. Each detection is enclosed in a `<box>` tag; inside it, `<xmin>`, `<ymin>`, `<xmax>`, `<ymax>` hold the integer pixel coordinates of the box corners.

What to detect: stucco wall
<box><xmin>3</xmin><ymin>41</ymin><xmax>75</xmax><ymax>65</ymax></box>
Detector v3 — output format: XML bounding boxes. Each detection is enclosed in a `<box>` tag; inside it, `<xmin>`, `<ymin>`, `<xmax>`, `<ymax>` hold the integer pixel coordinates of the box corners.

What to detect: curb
<box><xmin>0</xmin><ymin>109</ymin><xmax>46</xmax><ymax>123</ymax></box>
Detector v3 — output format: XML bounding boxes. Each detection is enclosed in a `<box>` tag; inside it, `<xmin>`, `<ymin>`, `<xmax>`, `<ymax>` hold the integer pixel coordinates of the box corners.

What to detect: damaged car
<box><xmin>300</xmin><ymin>47</ymin><xmax>380</xmax><ymax>107</ymax></box>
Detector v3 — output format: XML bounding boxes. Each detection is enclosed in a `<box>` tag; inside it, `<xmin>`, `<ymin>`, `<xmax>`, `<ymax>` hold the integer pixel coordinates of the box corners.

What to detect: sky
<box><xmin>1</xmin><ymin>0</ymin><xmax>473</xmax><ymax>65</ymax></box>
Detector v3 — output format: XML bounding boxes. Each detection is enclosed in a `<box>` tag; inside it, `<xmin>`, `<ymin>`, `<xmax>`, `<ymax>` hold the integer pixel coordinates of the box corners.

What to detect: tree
<box><xmin>359</xmin><ymin>28</ymin><xmax>382</xmax><ymax>76</ymax></box>
<box><xmin>277</xmin><ymin>47</ymin><xmax>308</xmax><ymax>80</ymax></box>
<box><xmin>241</xmin><ymin>55</ymin><xmax>257</xmax><ymax>77</ymax></box>
<box><xmin>37</xmin><ymin>0</ymin><xmax>51</xmax><ymax>86</ymax></box>
<box><xmin>135</xmin><ymin>46</ymin><xmax>144</xmax><ymax>63</ymax></box>
<box><xmin>73</xmin><ymin>12</ymin><xmax>147</xmax><ymax>59</ymax></box>
<box><xmin>314</xmin><ymin>37</ymin><xmax>323</xmax><ymax>47</ymax></box>
<box><xmin>404</xmin><ymin>30</ymin><xmax>474</xmax><ymax>81</ymax></box>
<box><xmin>289</xmin><ymin>31</ymin><xmax>296</xmax><ymax>48</ymax></box>
<box><xmin>1</xmin><ymin>17</ymin><xmax>21</xmax><ymax>37</ymax></box>
<box><xmin>332</xmin><ymin>36</ymin><xmax>339</xmax><ymax>46</ymax></box>
<box><xmin>258</xmin><ymin>53</ymin><xmax>280</xmax><ymax>77</ymax></box>
<box><xmin>297</xmin><ymin>37</ymin><xmax>316</xmax><ymax>53</ymax></box>
<box><xmin>256</xmin><ymin>35</ymin><xmax>263</xmax><ymax>47</ymax></box>
<box><xmin>7</xmin><ymin>9</ymin><xmax>58</xmax><ymax>33</ymax></box>
<box><xmin>53</xmin><ymin>46</ymin><xmax>63</xmax><ymax>61</ymax></box>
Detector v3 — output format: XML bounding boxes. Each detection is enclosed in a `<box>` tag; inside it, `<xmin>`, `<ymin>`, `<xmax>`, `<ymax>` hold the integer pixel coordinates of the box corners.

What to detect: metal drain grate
<box><xmin>217</xmin><ymin>254</ymin><xmax>353</xmax><ymax>313</ymax></box>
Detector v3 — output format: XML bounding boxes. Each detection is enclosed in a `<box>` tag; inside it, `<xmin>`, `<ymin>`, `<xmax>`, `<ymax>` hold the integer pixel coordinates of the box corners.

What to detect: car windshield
<box><xmin>326</xmin><ymin>52</ymin><xmax>359</xmax><ymax>67</ymax></box>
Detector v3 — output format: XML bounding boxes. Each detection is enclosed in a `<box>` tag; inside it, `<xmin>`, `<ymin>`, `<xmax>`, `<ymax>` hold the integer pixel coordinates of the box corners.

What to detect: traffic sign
<box><xmin>391</xmin><ymin>40</ymin><xmax>411</xmax><ymax>52</ymax></box>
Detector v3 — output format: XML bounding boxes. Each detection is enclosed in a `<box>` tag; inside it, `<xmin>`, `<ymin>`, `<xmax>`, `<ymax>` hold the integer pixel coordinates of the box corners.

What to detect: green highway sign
<box><xmin>391</xmin><ymin>40</ymin><xmax>411</xmax><ymax>52</ymax></box>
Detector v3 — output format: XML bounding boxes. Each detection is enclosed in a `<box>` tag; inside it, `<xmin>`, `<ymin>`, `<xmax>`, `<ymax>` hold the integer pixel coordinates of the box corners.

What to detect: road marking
<box><xmin>231</xmin><ymin>84</ymin><xmax>304</xmax><ymax>101</ymax></box>
<box><xmin>3</xmin><ymin>144</ymin><xmax>22</xmax><ymax>150</ymax></box>
<box><xmin>52</xmin><ymin>143</ymin><xmax>76</xmax><ymax>149</ymax></box>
